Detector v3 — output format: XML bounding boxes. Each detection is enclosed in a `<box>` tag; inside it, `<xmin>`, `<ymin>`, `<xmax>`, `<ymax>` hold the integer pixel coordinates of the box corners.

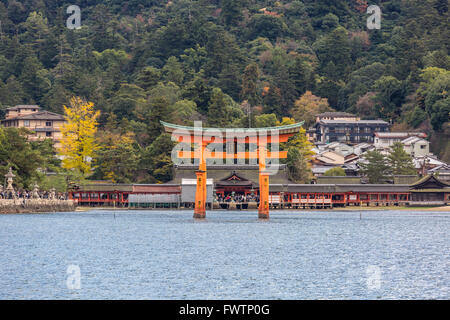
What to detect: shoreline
<box><xmin>1</xmin><ymin>205</ymin><xmax>448</xmax><ymax>214</ymax></box>
<box><xmin>74</xmin><ymin>206</ymin><xmax>450</xmax><ymax>212</ymax></box>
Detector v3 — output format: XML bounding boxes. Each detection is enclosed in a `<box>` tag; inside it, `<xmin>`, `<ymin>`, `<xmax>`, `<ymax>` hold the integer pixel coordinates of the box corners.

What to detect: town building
<box><xmin>414</xmin><ymin>155</ymin><xmax>448</xmax><ymax>175</ymax></box>
<box><xmin>3</xmin><ymin>105</ymin><xmax>41</xmax><ymax>118</ymax></box>
<box><xmin>409</xmin><ymin>175</ymin><xmax>450</xmax><ymax>206</ymax></box>
<box><xmin>427</xmin><ymin>165</ymin><xmax>450</xmax><ymax>182</ymax></box>
<box><xmin>401</xmin><ymin>136</ymin><xmax>430</xmax><ymax>157</ymax></box>
<box><xmin>314</xmin><ymin>119</ymin><xmax>390</xmax><ymax>144</ymax></box>
<box><xmin>315</xmin><ymin>112</ymin><xmax>360</xmax><ymax>122</ymax></box>
<box><xmin>1</xmin><ymin>105</ymin><xmax>66</xmax><ymax>149</ymax></box>
<box><xmin>374</xmin><ymin>132</ymin><xmax>427</xmax><ymax>150</ymax></box>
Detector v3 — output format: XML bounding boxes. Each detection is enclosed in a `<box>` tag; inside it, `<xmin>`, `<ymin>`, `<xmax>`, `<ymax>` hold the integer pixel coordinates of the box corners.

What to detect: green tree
<box><xmin>240</xmin><ymin>63</ymin><xmax>260</xmax><ymax>106</ymax></box>
<box><xmin>138</xmin><ymin>134</ymin><xmax>175</xmax><ymax>183</ymax></box>
<box><xmin>0</xmin><ymin>76</ymin><xmax>25</xmax><ymax>106</ymax></box>
<box><xmin>263</xmin><ymin>85</ymin><xmax>283</xmax><ymax>116</ymax></box>
<box><xmin>163</xmin><ymin>56</ymin><xmax>184</xmax><ymax>86</ymax></box>
<box><xmin>323</xmin><ymin>167</ymin><xmax>346</xmax><ymax>176</ymax></box>
<box><xmin>170</xmin><ymin>99</ymin><xmax>197</xmax><ymax>125</ymax></box>
<box><xmin>373</xmin><ymin>76</ymin><xmax>406</xmax><ymax>120</ymax></box>
<box><xmin>287</xmin><ymin>147</ymin><xmax>312</xmax><ymax>183</ymax></box>
<box><xmin>110</xmin><ymin>83</ymin><xmax>146</xmax><ymax>119</ymax></box>
<box><xmin>247</xmin><ymin>14</ymin><xmax>286</xmax><ymax>42</ymax></box>
<box><xmin>0</xmin><ymin>127</ymin><xmax>45</xmax><ymax>189</ymax></box>
<box><xmin>387</xmin><ymin>142</ymin><xmax>416</xmax><ymax>175</ymax></box>
<box><xmin>221</xmin><ymin>0</ymin><xmax>244</xmax><ymax>25</ymax></box>
<box><xmin>359</xmin><ymin>150</ymin><xmax>389</xmax><ymax>184</ymax></box>
<box><xmin>136</xmin><ymin>67</ymin><xmax>161</xmax><ymax>91</ymax></box>
<box><xmin>416</xmin><ymin>68</ymin><xmax>450</xmax><ymax>131</ymax></box>
<box><xmin>254</xmin><ymin>114</ymin><xmax>278</xmax><ymax>128</ymax></box>
<box><xmin>93</xmin><ymin>131</ymin><xmax>139</xmax><ymax>183</ymax></box>
<box><xmin>19</xmin><ymin>55</ymin><xmax>51</xmax><ymax>102</ymax></box>
<box><xmin>313</xmin><ymin>26</ymin><xmax>351</xmax><ymax>80</ymax></box>
<box><xmin>207</xmin><ymin>88</ymin><xmax>229</xmax><ymax>127</ymax></box>
<box><xmin>289</xmin><ymin>56</ymin><xmax>313</xmax><ymax>97</ymax></box>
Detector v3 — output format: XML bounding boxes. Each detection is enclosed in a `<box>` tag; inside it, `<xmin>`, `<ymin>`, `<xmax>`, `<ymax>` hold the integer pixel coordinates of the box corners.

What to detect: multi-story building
<box><xmin>374</xmin><ymin>132</ymin><xmax>427</xmax><ymax>150</ymax></box>
<box><xmin>314</xmin><ymin>119</ymin><xmax>390</xmax><ymax>144</ymax></box>
<box><xmin>1</xmin><ymin>105</ymin><xmax>66</xmax><ymax>149</ymax></box>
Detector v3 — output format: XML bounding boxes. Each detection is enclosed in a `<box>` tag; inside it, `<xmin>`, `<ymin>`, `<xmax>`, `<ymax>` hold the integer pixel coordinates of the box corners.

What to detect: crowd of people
<box><xmin>215</xmin><ymin>193</ymin><xmax>259</xmax><ymax>203</ymax></box>
<box><xmin>0</xmin><ymin>189</ymin><xmax>68</xmax><ymax>200</ymax></box>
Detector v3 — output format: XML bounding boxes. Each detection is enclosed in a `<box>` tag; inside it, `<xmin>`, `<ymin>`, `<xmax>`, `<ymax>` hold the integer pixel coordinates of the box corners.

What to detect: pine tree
<box><xmin>93</xmin><ymin>131</ymin><xmax>139</xmax><ymax>183</ymax></box>
<box><xmin>136</xmin><ymin>67</ymin><xmax>161</xmax><ymax>91</ymax></box>
<box><xmin>387</xmin><ymin>142</ymin><xmax>417</xmax><ymax>175</ymax></box>
<box><xmin>287</xmin><ymin>147</ymin><xmax>312</xmax><ymax>183</ymax></box>
<box><xmin>359</xmin><ymin>150</ymin><xmax>389</xmax><ymax>183</ymax></box>
<box><xmin>221</xmin><ymin>0</ymin><xmax>244</xmax><ymax>25</ymax></box>
<box><xmin>240</xmin><ymin>63</ymin><xmax>260</xmax><ymax>107</ymax></box>
<box><xmin>163</xmin><ymin>56</ymin><xmax>184</xmax><ymax>86</ymax></box>
<box><xmin>207</xmin><ymin>88</ymin><xmax>229</xmax><ymax>127</ymax></box>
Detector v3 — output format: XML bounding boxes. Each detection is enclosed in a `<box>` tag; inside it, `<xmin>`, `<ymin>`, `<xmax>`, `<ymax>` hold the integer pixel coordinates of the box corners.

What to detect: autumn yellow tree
<box><xmin>276</xmin><ymin>117</ymin><xmax>314</xmax><ymax>183</ymax></box>
<box><xmin>60</xmin><ymin>97</ymin><xmax>100</xmax><ymax>175</ymax></box>
<box><xmin>291</xmin><ymin>91</ymin><xmax>333</xmax><ymax>128</ymax></box>
<box><xmin>276</xmin><ymin>117</ymin><xmax>314</xmax><ymax>160</ymax></box>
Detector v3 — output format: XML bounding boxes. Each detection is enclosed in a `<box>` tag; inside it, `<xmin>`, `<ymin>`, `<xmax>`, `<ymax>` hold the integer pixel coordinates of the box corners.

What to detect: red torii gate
<box><xmin>161</xmin><ymin>121</ymin><xmax>304</xmax><ymax>219</ymax></box>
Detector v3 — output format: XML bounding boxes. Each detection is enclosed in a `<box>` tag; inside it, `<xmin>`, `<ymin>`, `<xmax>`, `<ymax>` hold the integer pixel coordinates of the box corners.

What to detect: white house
<box><xmin>374</xmin><ymin>132</ymin><xmax>427</xmax><ymax>149</ymax></box>
<box><xmin>401</xmin><ymin>136</ymin><xmax>430</xmax><ymax>157</ymax></box>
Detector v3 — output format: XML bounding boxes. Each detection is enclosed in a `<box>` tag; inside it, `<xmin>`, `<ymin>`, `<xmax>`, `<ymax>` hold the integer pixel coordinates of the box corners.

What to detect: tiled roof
<box><xmin>6</xmin><ymin>105</ymin><xmax>40</xmax><ymax>110</ymax></box>
<box><xmin>320</xmin><ymin>119</ymin><xmax>389</xmax><ymax>125</ymax></box>
<box><xmin>374</xmin><ymin>132</ymin><xmax>427</xmax><ymax>139</ymax></box>
<box><xmin>2</xmin><ymin>111</ymin><xmax>65</xmax><ymax>121</ymax></box>
<box><xmin>316</xmin><ymin>112</ymin><xmax>356</xmax><ymax>117</ymax></box>
<box><xmin>161</xmin><ymin>120</ymin><xmax>304</xmax><ymax>136</ymax></box>
<box><xmin>401</xmin><ymin>136</ymin><xmax>428</xmax><ymax>145</ymax></box>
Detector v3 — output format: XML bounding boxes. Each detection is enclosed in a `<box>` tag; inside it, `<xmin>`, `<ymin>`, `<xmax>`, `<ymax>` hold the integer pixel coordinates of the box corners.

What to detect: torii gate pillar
<box><xmin>193</xmin><ymin>170</ymin><xmax>207</xmax><ymax>218</ymax></box>
<box><xmin>258</xmin><ymin>143</ymin><xmax>270</xmax><ymax>219</ymax></box>
<box><xmin>193</xmin><ymin>141</ymin><xmax>207</xmax><ymax>219</ymax></box>
<box><xmin>258</xmin><ymin>172</ymin><xmax>270</xmax><ymax>219</ymax></box>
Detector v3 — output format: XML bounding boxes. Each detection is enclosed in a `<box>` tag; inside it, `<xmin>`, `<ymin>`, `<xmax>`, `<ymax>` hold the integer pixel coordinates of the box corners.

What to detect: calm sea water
<box><xmin>0</xmin><ymin>209</ymin><xmax>449</xmax><ymax>300</ymax></box>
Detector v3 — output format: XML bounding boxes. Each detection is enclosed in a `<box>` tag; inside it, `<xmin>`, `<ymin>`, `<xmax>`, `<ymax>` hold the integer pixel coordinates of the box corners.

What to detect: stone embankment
<box><xmin>0</xmin><ymin>199</ymin><xmax>76</xmax><ymax>214</ymax></box>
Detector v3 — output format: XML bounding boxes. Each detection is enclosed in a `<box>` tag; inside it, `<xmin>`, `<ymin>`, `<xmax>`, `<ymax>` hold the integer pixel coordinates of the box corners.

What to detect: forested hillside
<box><xmin>0</xmin><ymin>0</ymin><xmax>449</xmax><ymax>184</ymax></box>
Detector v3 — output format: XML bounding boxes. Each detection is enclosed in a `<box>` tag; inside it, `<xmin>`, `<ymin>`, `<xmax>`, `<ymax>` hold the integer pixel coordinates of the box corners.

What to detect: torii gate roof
<box><xmin>160</xmin><ymin>121</ymin><xmax>304</xmax><ymax>137</ymax></box>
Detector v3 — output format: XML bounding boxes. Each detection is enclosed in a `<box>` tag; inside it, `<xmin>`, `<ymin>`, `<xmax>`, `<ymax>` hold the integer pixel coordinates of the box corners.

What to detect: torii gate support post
<box><xmin>258</xmin><ymin>142</ymin><xmax>270</xmax><ymax>219</ymax></box>
<box><xmin>194</xmin><ymin>141</ymin><xmax>207</xmax><ymax>219</ymax></box>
